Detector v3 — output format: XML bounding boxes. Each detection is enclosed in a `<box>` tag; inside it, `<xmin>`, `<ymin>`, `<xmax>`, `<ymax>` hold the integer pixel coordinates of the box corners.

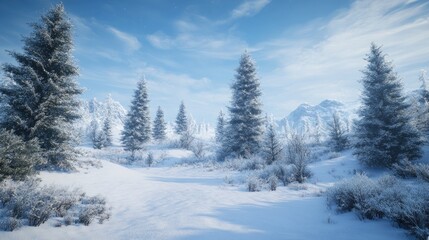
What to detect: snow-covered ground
<box><xmin>0</xmin><ymin>148</ymin><xmax>409</xmax><ymax>240</ymax></box>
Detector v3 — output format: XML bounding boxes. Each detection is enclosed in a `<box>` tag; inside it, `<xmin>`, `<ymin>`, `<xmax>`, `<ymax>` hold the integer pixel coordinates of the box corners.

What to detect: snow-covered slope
<box><xmin>0</xmin><ymin>147</ymin><xmax>408</xmax><ymax>240</ymax></box>
<box><xmin>75</xmin><ymin>96</ymin><xmax>127</xmax><ymax>145</ymax></box>
<box><xmin>277</xmin><ymin>100</ymin><xmax>357</xmax><ymax>141</ymax></box>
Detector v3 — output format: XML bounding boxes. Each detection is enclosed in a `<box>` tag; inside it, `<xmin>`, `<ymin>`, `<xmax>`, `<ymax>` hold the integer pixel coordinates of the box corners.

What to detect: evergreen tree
<box><xmin>102</xmin><ymin>117</ymin><xmax>113</xmax><ymax>147</ymax></box>
<box><xmin>215</xmin><ymin>110</ymin><xmax>225</xmax><ymax>143</ymax></box>
<box><xmin>153</xmin><ymin>106</ymin><xmax>167</xmax><ymax>141</ymax></box>
<box><xmin>412</xmin><ymin>70</ymin><xmax>429</xmax><ymax>134</ymax></box>
<box><xmin>0</xmin><ymin>130</ymin><xmax>41</xmax><ymax>182</ymax></box>
<box><xmin>354</xmin><ymin>44</ymin><xmax>422</xmax><ymax>167</ymax></box>
<box><xmin>261</xmin><ymin>122</ymin><xmax>283</xmax><ymax>165</ymax></box>
<box><xmin>175</xmin><ymin>101</ymin><xmax>188</xmax><ymax>135</ymax></box>
<box><xmin>328</xmin><ymin>113</ymin><xmax>349</xmax><ymax>152</ymax></box>
<box><xmin>222</xmin><ymin>51</ymin><xmax>263</xmax><ymax>158</ymax></box>
<box><xmin>0</xmin><ymin>4</ymin><xmax>82</xmax><ymax>170</ymax></box>
<box><xmin>121</xmin><ymin>78</ymin><xmax>151</xmax><ymax>158</ymax></box>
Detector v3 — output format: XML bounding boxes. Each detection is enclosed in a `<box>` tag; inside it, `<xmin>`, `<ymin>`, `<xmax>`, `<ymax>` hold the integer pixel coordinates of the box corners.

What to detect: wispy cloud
<box><xmin>256</xmin><ymin>0</ymin><xmax>429</xmax><ymax>115</ymax></box>
<box><xmin>108</xmin><ymin>26</ymin><xmax>141</xmax><ymax>52</ymax></box>
<box><xmin>231</xmin><ymin>0</ymin><xmax>271</xmax><ymax>19</ymax></box>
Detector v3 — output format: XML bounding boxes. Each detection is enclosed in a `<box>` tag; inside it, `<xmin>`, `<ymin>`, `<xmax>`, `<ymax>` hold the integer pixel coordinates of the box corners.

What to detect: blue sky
<box><xmin>1</xmin><ymin>0</ymin><xmax>429</xmax><ymax>123</ymax></box>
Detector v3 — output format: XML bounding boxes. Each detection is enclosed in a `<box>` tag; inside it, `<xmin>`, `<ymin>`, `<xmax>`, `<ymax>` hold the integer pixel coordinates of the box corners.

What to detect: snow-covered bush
<box><xmin>327</xmin><ymin>174</ymin><xmax>380</xmax><ymax>219</ymax></box>
<box><xmin>328</xmin><ymin>174</ymin><xmax>429</xmax><ymax>239</ymax></box>
<box><xmin>393</xmin><ymin>161</ymin><xmax>429</xmax><ymax>183</ymax></box>
<box><xmin>286</xmin><ymin>134</ymin><xmax>312</xmax><ymax>183</ymax></box>
<box><xmin>191</xmin><ymin>140</ymin><xmax>206</xmax><ymax>160</ymax></box>
<box><xmin>225</xmin><ymin>155</ymin><xmax>265</xmax><ymax>171</ymax></box>
<box><xmin>259</xmin><ymin>164</ymin><xmax>293</xmax><ymax>186</ymax></box>
<box><xmin>78</xmin><ymin>196</ymin><xmax>110</xmax><ymax>225</ymax></box>
<box><xmin>0</xmin><ymin>179</ymin><xmax>110</xmax><ymax>231</ymax></box>
<box><xmin>392</xmin><ymin>160</ymin><xmax>417</xmax><ymax>178</ymax></box>
<box><xmin>246</xmin><ymin>176</ymin><xmax>262</xmax><ymax>192</ymax></box>
<box><xmin>268</xmin><ymin>175</ymin><xmax>277</xmax><ymax>191</ymax></box>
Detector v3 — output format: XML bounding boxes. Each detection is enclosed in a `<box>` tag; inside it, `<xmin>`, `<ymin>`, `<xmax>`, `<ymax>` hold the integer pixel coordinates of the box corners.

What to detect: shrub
<box><xmin>268</xmin><ymin>175</ymin><xmax>277</xmax><ymax>191</ymax></box>
<box><xmin>0</xmin><ymin>217</ymin><xmax>22</xmax><ymax>231</ymax></box>
<box><xmin>0</xmin><ymin>179</ymin><xmax>110</xmax><ymax>231</ymax></box>
<box><xmin>286</xmin><ymin>134</ymin><xmax>312</xmax><ymax>183</ymax></box>
<box><xmin>259</xmin><ymin>164</ymin><xmax>294</xmax><ymax>186</ymax></box>
<box><xmin>328</xmin><ymin>174</ymin><xmax>429</xmax><ymax>239</ymax></box>
<box><xmin>247</xmin><ymin>176</ymin><xmax>262</xmax><ymax>192</ymax></box>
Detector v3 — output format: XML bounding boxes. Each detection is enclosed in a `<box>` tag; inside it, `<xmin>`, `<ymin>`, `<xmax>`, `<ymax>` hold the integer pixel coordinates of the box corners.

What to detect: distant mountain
<box><xmin>74</xmin><ymin>95</ymin><xmax>127</xmax><ymax>145</ymax></box>
<box><xmin>277</xmin><ymin>100</ymin><xmax>357</xmax><ymax>142</ymax></box>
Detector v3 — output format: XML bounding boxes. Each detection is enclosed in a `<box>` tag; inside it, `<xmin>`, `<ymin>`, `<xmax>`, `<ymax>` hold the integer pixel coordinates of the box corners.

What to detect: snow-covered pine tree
<box><xmin>412</xmin><ymin>70</ymin><xmax>429</xmax><ymax>135</ymax></box>
<box><xmin>0</xmin><ymin>4</ymin><xmax>82</xmax><ymax>170</ymax></box>
<box><xmin>175</xmin><ymin>101</ymin><xmax>188</xmax><ymax>135</ymax></box>
<box><xmin>153</xmin><ymin>106</ymin><xmax>167</xmax><ymax>141</ymax></box>
<box><xmin>121</xmin><ymin>78</ymin><xmax>151</xmax><ymax>159</ymax></box>
<box><xmin>328</xmin><ymin>113</ymin><xmax>349</xmax><ymax>152</ymax></box>
<box><xmin>354</xmin><ymin>44</ymin><xmax>423</xmax><ymax>167</ymax></box>
<box><xmin>102</xmin><ymin>117</ymin><xmax>113</xmax><ymax>147</ymax></box>
<box><xmin>222</xmin><ymin>51</ymin><xmax>263</xmax><ymax>158</ymax></box>
<box><xmin>261</xmin><ymin>121</ymin><xmax>283</xmax><ymax>165</ymax></box>
<box><xmin>215</xmin><ymin>110</ymin><xmax>225</xmax><ymax>143</ymax></box>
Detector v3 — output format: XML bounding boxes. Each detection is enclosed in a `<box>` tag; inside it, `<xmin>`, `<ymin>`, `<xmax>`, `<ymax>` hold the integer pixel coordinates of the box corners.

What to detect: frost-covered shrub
<box><xmin>78</xmin><ymin>196</ymin><xmax>110</xmax><ymax>225</ymax></box>
<box><xmin>259</xmin><ymin>164</ymin><xmax>294</xmax><ymax>186</ymax></box>
<box><xmin>392</xmin><ymin>160</ymin><xmax>417</xmax><ymax>178</ymax></box>
<box><xmin>268</xmin><ymin>175</ymin><xmax>277</xmax><ymax>191</ymax></box>
<box><xmin>191</xmin><ymin>141</ymin><xmax>206</xmax><ymax>160</ymax></box>
<box><xmin>328</xmin><ymin>174</ymin><xmax>429</xmax><ymax>239</ymax></box>
<box><xmin>286</xmin><ymin>134</ymin><xmax>312</xmax><ymax>183</ymax></box>
<box><xmin>0</xmin><ymin>179</ymin><xmax>110</xmax><ymax>231</ymax></box>
<box><xmin>327</xmin><ymin>174</ymin><xmax>381</xmax><ymax>219</ymax></box>
<box><xmin>247</xmin><ymin>176</ymin><xmax>262</xmax><ymax>192</ymax></box>
<box><xmin>0</xmin><ymin>217</ymin><xmax>22</xmax><ymax>231</ymax></box>
<box><xmin>224</xmin><ymin>155</ymin><xmax>265</xmax><ymax>171</ymax></box>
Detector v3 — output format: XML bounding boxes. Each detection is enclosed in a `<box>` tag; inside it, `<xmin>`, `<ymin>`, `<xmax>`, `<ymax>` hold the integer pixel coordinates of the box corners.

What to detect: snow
<box><xmin>0</xmin><ymin>147</ymin><xmax>409</xmax><ymax>240</ymax></box>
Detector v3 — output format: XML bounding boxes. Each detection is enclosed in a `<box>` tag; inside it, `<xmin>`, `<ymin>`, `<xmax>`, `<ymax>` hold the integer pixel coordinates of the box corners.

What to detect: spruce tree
<box><xmin>354</xmin><ymin>44</ymin><xmax>422</xmax><ymax>167</ymax></box>
<box><xmin>0</xmin><ymin>4</ymin><xmax>82</xmax><ymax>170</ymax></box>
<box><xmin>175</xmin><ymin>101</ymin><xmax>188</xmax><ymax>135</ymax></box>
<box><xmin>215</xmin><ymin>110</ymin><xmax>225</xmax><ymax>143</ymax></box>
<box><xmin>102</xmin><ymin>117</ymin><xmax>113</xmax><ymax>147</ymax></box>
<box><xmin>121</xmin><ymin>79</ymin><xmax>151</xmax><ymax>158</ymax></box>
<box><xmin>223</xmin><ymin>51</ymin><xmax>263</xmax><ymax>158</ymax></box>
<box><xmin>153</xmin><ymin>106</ymin><xmax>167</xmax><ymax>141</ymax></box>
<box><xmin>261</xmin><ymin>122</ymin><xmax>283</xmax><ymax>165</ymax></box>
<box><xmin>328</xmin><ymin>113</ymin><xmax>349</xmax><ymax>152</ymax></box>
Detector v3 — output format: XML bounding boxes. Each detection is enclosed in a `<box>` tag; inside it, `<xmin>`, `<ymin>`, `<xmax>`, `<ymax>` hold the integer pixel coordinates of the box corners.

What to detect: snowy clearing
<box><xmin>0</xmin><ymin>148</ymin><xmax>408</xmax><ymax>240</ymax></box>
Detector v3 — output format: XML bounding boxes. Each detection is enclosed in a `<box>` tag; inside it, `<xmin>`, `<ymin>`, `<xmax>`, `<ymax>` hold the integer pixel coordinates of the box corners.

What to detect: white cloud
<box><xmin>146</xmin><ymin>32</ymin><xmax>174</xmax><ymax>49</ymax></box>
<box><xmin>231</xmin><ymin>0</ymin><xmax>271</xmax><ymax>19</ymax></box>
<box><xmin>108</xmin><ymin>27</ymin><xmax>141</xmax><ymax>52</ymax></box>
<box><xmin>256</xmin><ymin>0</ymin><xmax>429</xmax><ymax>115</ymax></box>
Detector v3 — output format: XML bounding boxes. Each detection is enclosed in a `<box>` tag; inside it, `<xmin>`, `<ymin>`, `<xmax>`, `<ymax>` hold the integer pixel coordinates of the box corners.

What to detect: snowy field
<box><xmin>0</xmin><ymin>147</ymin><xmax>409</xmax><ymax>240</ymax></box>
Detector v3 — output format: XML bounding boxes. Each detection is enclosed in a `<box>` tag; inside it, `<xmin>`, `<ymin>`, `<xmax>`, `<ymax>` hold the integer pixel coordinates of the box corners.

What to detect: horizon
<box><xmin>1</xmin><ymin>0</ymin><xmax>428</xmax><ymax>124</ymax></box>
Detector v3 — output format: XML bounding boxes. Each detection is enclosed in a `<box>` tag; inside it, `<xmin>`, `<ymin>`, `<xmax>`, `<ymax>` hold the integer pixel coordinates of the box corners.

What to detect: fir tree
<box><xmin>215</xmin><ymin>110</ymin><xmax>225</xmax><ymax>143</ymax></box>
<box><xmin>261</xmin><ymin>122</ymin><xmax>283</xmax><ymax>165</ymax></box>
<box><xmin>175</xmin><ymin>101</ymin><xmax>188</xmax><ymax>135</ymax></box>
<box><xmin>121</xmin><ymin>78</ymin><xmax>151</xmax><ymax>158</ymax></box>
<box><xmin>354</xmin><ymin>44</ymin><xmax>422</xmax><ymax>167</ymax></box>
<box><xmin>102</xmin><ymin>117</ymin><xmax>113</xmax><ymax>147</ymax></box>
<box><xmin>153</xmin><ymin>106</ymin><xmax>167</xmax><ymax>141</ymax></box>
<box><xmin>328</xmin><ymin>113</ymin><xmax>349</xmax><ymax>152</ymax></box>
<box><xmin>222</xmin><ymin>51</ymin><xmax>263</xmax><ymax>158</ymax></box>
<box><xmin>0</xmin><ymin>4</ymin><xmax>82</xmax><ymax>170</ymax></box>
